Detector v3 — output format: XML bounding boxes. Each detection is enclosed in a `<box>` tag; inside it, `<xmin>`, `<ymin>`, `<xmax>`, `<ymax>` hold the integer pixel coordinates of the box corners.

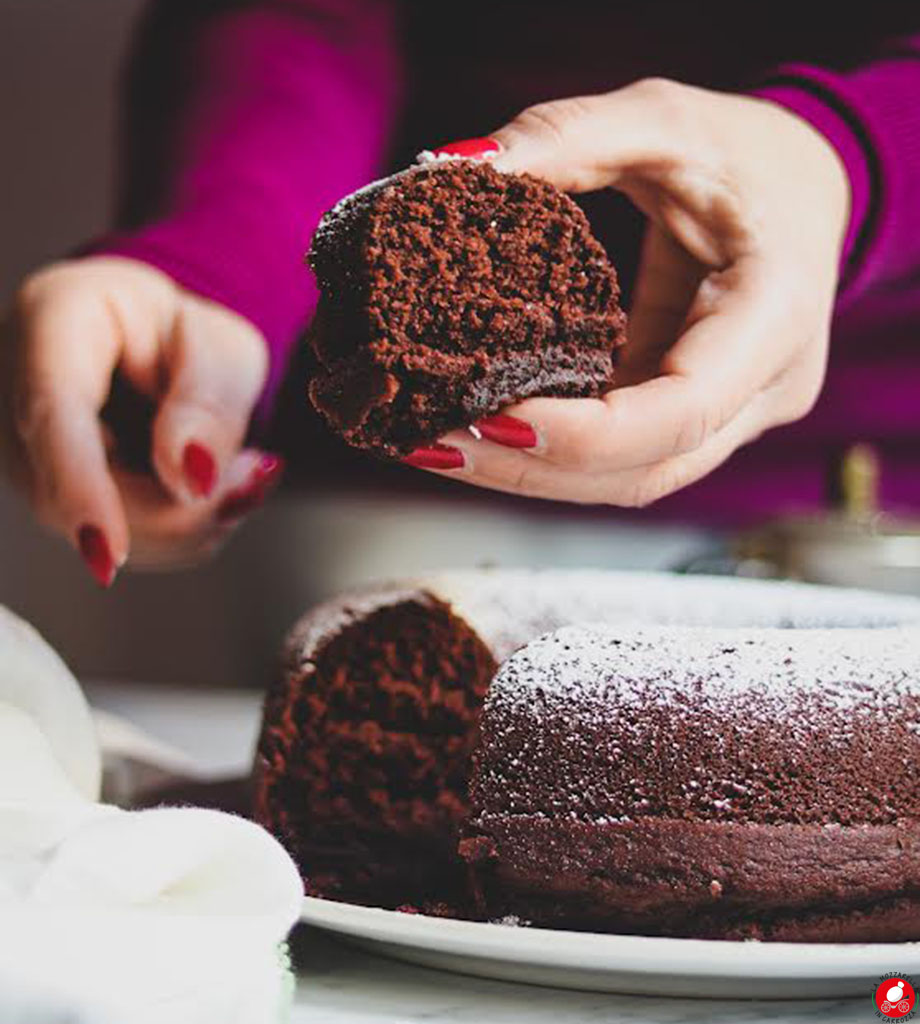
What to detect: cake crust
<box><xmin>461</xmin><ymin>817</ymin><xmax>920</xmax><ymax>941</ymax></box>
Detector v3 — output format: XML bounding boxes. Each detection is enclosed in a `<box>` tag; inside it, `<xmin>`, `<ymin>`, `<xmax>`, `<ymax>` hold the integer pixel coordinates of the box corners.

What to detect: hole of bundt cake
<box><xmin>260</xmin><ymin>597</ymin><xmax>497</xmax><ymax>907</ymax></box>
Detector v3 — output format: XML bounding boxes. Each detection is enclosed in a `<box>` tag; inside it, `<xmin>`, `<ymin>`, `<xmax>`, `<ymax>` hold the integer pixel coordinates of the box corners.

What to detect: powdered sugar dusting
<box><xmin>465</xmin><ymin>578</ymin><xmax>920</xmax><ymax>828</ymax></box>
<box><xmin>286</xmin><ymin>569</ymin><xmax>920</xmax><ymax>677</ymax></box>
<box><xmin>424</xmin><ymin>569</ymin><xmax>920</xmax><ymax>661</ymax></box>
<box><xmin>488</xmin><ymin>620</ymin><xmax>920</xmax><ymax>718</ymax></box>
<box><xmin>415</xmin><ymin>149</ymin><xmax>499</xmax><ymax>165</ymax></box>
<box><xmin>285</xmin><ymin>568</ymin><xmax>920</xmax><ymax>744</ymax></box>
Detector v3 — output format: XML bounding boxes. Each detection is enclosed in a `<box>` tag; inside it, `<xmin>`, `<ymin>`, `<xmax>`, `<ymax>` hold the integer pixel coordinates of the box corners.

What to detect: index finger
<box><xmin>490</xmin><ymin>80</ymin><xmax>719</xmax><ymax>195</ymax></box>
<box><xmin>13</xmin><ymin>289</ymin><xmax>130</xmax><ymax>583</ymax></box>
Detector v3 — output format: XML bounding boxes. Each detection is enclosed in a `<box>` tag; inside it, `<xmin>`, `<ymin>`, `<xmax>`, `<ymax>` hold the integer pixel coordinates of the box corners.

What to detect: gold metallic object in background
<box><xmin>732</xmin><ymin>444</ymin><xmax>920</xmax><ymax>595</ymax></box>
<box><xmin>838</xmin><ymin>443</ymin><xmax>880</xmax><ymax>522</ymax></box>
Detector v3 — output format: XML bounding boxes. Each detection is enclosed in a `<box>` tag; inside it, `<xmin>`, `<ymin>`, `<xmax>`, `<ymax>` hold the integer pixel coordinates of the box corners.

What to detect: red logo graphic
<box><xmin>875</xmin><ymin>975</ymin><xmax>917</xmax><ymax>1019</ymax></box>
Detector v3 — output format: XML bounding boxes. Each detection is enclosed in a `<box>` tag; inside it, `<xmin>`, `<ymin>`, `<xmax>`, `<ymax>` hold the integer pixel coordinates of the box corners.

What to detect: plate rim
<box><xmin>302</xmin><ymin>896</ymin><xmax>920</xmax><ymax>980</ymax></box>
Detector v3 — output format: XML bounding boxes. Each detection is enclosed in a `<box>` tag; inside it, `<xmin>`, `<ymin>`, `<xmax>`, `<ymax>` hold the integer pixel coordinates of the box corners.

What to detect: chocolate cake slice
<box><xmin>306</xmin><ymin>160</ymin><xmax>627</xmax><ymax>457</ymax></box>
<box><xmin>253</xmin><ymin>586</ymin><xmax>497</xmax><ymax>910</ymax></box>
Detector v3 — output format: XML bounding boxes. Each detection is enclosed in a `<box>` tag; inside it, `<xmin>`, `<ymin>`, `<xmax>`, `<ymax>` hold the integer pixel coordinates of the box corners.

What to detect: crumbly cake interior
<box><xmin>308</xmin><ymin>161</ymin><xmax>626</xmax><ymax>455</ymax></box>
<box><xmin>255</xmin><ymin>597</ymin><xmax>496</xmax><ymax>907</ymax></box>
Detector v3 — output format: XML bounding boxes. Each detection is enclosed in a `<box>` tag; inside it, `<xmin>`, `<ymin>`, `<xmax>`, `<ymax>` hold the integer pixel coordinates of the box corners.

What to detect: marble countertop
<box><xmin>88</xmin><ymin>683</ymin><xmax>870</xmax><ymax>1024</ymax></box>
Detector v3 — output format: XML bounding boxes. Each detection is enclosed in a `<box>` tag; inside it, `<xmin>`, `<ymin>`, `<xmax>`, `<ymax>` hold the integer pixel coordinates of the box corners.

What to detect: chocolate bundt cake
<box><xmin>252</xmin><ymin>570</ymin><xmax>920</xmax><ymax>941</ymax></box>
<box><xmin>306</xmin><ymin>160</ymin><xmax>627</xmax><ymax>457</ymax></box>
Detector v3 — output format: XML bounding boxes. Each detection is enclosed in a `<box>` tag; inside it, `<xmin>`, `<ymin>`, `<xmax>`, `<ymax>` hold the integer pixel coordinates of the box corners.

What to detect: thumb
<box><xmin>490</xmin><ymin>79</ymin><xmax>696</xmax><ymax>194</ymax></box>
<box><xmin>152</xmin><ymin>297</ymin><xmax>268</xmax><ymax>502</ymax></box>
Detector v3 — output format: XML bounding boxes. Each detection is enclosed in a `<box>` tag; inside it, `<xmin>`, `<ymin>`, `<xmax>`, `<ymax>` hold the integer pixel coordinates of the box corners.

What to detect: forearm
<box><xmin>752</xmin><ymin>31</ymin><xmax>920</xmax><ymax>302</ymax></box>
<box><xmin>90</xmin><ymin>0</ymin><xmax>403</xmax><ymax>418</ymax></box>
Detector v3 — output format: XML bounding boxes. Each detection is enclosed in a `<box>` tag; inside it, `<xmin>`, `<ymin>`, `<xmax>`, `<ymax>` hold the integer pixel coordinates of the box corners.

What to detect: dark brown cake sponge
<box><xmin>253</xmin><ymin>590</ymin><xmax>497</xmax><ymax>909</ymax></box>
<box><xmin>306</xmin><ymin>160</ymin><xmax>627</xmax><ymax>457</ymax></box>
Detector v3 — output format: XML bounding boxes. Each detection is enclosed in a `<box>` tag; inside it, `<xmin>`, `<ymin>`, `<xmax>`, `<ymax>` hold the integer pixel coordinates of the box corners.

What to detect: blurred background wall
<box><xmin>0</xmin><ymin>0</ymin><xmax>707</xmax><ymax>689</ymax></box>
<box><xmin>0</xmin><ymin>0</ymin><xmax>143</xmax><ymax>303</ymax></box>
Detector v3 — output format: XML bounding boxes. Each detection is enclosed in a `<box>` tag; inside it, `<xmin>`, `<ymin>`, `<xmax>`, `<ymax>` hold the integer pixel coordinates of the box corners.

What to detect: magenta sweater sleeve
<box><xmin>89</xmin><ymin>0</ymin><xmax>402</xmax><ymax>419</ymax></box>
<box><xmin>752</xmin><ymin>32</ymin><xmax>920</xmax><ymax>303</ymax></box>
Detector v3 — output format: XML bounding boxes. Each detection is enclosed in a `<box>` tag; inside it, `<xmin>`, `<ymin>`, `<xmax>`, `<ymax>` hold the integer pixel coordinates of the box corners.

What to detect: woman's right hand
<box><xmin>411</xmin><ymin>81</ymin><xmax>848</xmax><ymax>508</ymax></box>
<box><xmin>0</xmin><ymin>256</ymin><xmax>283</xmax><ymax>585</ymax></box>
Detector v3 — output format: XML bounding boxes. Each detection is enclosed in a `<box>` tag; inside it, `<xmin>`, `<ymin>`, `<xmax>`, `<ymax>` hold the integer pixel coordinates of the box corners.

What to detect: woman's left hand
<box><xmin>406</xmin><ymin>80</ymin><xmax>850</xmax><ymax>506</ymax></box>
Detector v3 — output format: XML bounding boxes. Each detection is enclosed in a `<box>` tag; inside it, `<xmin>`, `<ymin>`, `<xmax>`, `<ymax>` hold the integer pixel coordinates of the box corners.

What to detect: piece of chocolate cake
<box><xmin>253</xmin><ymin>586</ymin><xmax>497</xmax><ymax>910</ymax></box>
<box><xmin>306</xmin><ymin>160</ymin><xmax>627</xmax><ymax>457</ymax></box>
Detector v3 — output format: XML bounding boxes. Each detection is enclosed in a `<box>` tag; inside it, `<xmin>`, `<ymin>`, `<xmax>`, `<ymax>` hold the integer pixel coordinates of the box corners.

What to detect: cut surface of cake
<box><xmin>254</xmin><ymin>587</ymin><xmax>495</xmax><ymax>908</ymax></box>
<box><xmin>252</xmin><ymin>570</ymin><xmax>920</xmax><ymax>940</ymax></box>
<box><xmin>306</xmin><ymin>161</ymin><xmax>627</xmax><ymax>456</ymax></box>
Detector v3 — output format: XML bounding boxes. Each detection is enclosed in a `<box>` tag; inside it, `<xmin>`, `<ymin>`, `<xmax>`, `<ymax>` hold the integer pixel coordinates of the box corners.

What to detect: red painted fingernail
<box><xmin>402</xmin><ymin>444</ymin><xmax>465</xmax><ymax>470</ymax></box>
<box><xmin>216</xmin><ymin>454</ymin><xmax>285</xmax><ymax>523</ymax></box>
<box><xmin>429</xmin><ymin>137</ymin><xmax>501</xmax><ymax>160</ymax></box>
<box><xmin>474</xmin><ymin>414</ymin><xmax>538</xmax><ymax>449</ymax></box>
<box><xmin>183</xmin><ymin>442</ymin><xmax>217</xmax><ymax>497</ymax></box>
<box><xmin>77</xmin><ymin>525</ymin><xmax>117</xmax><ymax>588</ymax></box>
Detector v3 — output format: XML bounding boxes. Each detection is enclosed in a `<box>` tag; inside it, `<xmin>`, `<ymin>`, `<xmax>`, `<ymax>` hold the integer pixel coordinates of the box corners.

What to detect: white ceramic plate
<box><xmin>302</xmin><ymin>897</ymin><xmax>920</xmax><ymax>999</ymax></box>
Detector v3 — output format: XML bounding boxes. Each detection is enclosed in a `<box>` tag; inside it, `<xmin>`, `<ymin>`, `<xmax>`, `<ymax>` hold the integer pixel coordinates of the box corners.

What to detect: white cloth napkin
<box><xmin>0</xmin><ymin>606</ymin><xmax>304</xmax><ymax>1024</ymax></box>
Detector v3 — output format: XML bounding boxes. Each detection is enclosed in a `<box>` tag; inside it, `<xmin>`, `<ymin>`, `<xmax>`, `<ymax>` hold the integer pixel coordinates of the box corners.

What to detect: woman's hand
<box><xmin>0</xmin><ymin>256</ymin><xmax>282</xmax><ymax>584</ymax></box>
<box><xmin>408</xmin><ymin>79</ymin><xmax>850</xmax><ymax>506</ymax></box>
